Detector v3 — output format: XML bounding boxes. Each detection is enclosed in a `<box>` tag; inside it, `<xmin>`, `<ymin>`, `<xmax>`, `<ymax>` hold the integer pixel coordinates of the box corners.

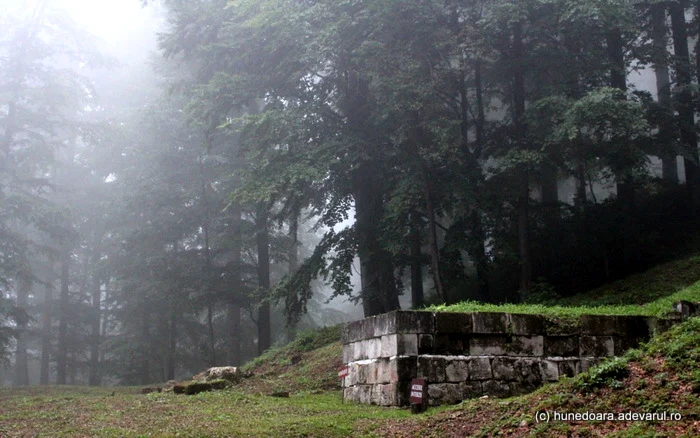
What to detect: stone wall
<box><xmin>341</xmin><ymin>306</ymin><xmax>695</xmax><ymax>407</ymax></box>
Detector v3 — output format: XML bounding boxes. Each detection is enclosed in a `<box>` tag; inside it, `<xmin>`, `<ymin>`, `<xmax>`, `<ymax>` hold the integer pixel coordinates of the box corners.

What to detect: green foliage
<box><xmin>574</xmin><ymin>356</ymin><xmax>630</xmax><ymax>392</ymax></box>
<box><xmin>291</xmin><ymin>325</ymin><xmax>342</xmax><ymax>353</ymax></box>
<box><xmin>520</xmin><ymin>279</ymin><xmax>562</xmax><ymax>304</ymax></box>
<box><xmin>427</xmin><ymin>270</ymin><xmax>700</xmax><ymax>320</ymax></box>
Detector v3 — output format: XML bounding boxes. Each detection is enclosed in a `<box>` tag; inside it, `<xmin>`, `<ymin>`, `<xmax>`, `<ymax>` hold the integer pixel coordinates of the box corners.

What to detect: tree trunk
<box><xmin>422</xmin><ymin>165</ymin><xmax>447</xmax><ymax>303</ymax></box>
<box><xmin>472</xmin><ymin>59</ymin><xmax>490</xmax><ymax>301</ymax></box>
<box><xmin>88</xmin><ymin>234</ymin><xmax>103</xmax><ymax>386</ymax></box>
<box><xmin>164</xmin><ymin>305</ymin><xmax>176</xmax><ymax>381</ymax></box>
<box><xmin>289</xmin><ymin>210</ymin><xmax>299</xmax><ymax>272</ymax></box>
<box><xmin>286</xmin><ymin>209</ymin><xmax>300</xmax><ymax>341</ymax></box>
<box><xmin>40</xmin><ymin>258</ymin><xmax>54</xmax><ymax>385</ymax></box>
<box><xmin>670</xmin><ymin>1</ymin><xmax>700</xmax><ymax>207</ymax></box>
<box><xmin>513</xmin><ymin>20</ymin><xmax>531</xmax><ymax>295</ymax></box>
<box><xmin>342</xmin><ymin>70</ymin><xmax>400</xmax><ymax>317</ymax></box>
<box><xmin>199</xmin><ymin>158</ymin><xmax>217</xmax><ymax>366</ymax></box>
<box><xmin>99</xmin><ymin>279</ymin><xmax>110</xmax><ymax>367</ymax></box>
<box><xmin>140</xmin><ymin>307</ymin><xmax>150</xmax><ymax>385</ymax></box>
<box><xmin>256</xmin><ymin>205</ymin><xmax>271</xmax><ymax>355</ymax></box>
<box><xmin>651</xmin><ymin>3</ymin><xmax>678</xmax><ymax>184</ymax></box>
<box><xmin>606</xmin><ymin>27</ymin><xmax>636</xmax><ymax>210</ymax></box>
<box><xmin>352</xmin><ymin>161</ymin><xmax>400</xmax><ymax>317</ymax></box>
<box><xmin>409</xmin><ymin>211</ymin><xmax>424</xmax><ymax>309</ymax></box>
<box><xmin>695</xmin><ymin>0</ymin><xmax>700</xmax><ymax>98</ymax></box>
<box><xmin>226</xmin><ymin>202</ymin><xmax>242</xmax><ymax>365</ymax></box>
<box><xmin>13</xmin><ymin>273</ymin><xmax>31</xmax><ymax>386</ymax></box>
<box><xmin>56</xmin><ymin>247</ymin><xmax>70</xmax><ymax>385</ymax></box>
<box><xmin>88</xmin><ymin>274</ymin><xmax>101</xmax><ymax>386</ymax></box>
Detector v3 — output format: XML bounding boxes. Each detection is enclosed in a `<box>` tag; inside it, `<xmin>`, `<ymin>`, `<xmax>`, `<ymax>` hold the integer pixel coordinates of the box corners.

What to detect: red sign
<box><xmin>409</xmin><ymin>378</ymin><xmax>425</xmax><ymax>404</ymax></box>
<box><xmin>338</xmin><ymin>366</ymin><xmax>349</xmax><ymax>378</ymax></box>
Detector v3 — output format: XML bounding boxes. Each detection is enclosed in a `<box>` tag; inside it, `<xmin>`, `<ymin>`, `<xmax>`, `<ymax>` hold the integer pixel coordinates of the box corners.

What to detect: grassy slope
<box><xmin>377</xmin><ymin>317</ymin><xmax>700</xmax><ymax>438</ymax></box>
<box><xmin>0</xmin><ymin>326</ymin><xmax>417</xmax><ymax>438</ymax></box>
<box><xmin>1</xmin><ymin>255</ymin><xmax>699</xmax><ymax>437</ymax></box>
<box><xmin>428</xmin><ymin>254</ymin><xmax>700</xmax><ymax>320</ymax></box>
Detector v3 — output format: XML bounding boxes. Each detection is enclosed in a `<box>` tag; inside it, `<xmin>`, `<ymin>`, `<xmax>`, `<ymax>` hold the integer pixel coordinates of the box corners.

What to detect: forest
<box><xmin>1</xmin><ymin>0</ymin><xmax>700</xmax><ymax>387</ymax></box>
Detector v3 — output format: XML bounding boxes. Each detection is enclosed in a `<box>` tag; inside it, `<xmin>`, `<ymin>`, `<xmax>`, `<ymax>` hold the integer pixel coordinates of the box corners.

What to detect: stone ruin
<box><xmin>340</xmin><ymin>305</ymin><xmax>696</xmax><ymax>407</ymax></box>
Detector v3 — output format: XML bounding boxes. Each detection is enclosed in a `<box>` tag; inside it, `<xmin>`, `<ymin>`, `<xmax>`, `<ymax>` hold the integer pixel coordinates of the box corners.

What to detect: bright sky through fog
<box><xmin>60</xmin><ymin>0</ymin><xmax>153</xmax><ymax>44</ymax></box>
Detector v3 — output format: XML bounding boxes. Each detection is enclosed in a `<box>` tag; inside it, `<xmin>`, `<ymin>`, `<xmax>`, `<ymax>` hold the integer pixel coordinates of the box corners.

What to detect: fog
<box><xmin>1</xmin><ymin>0</ymin><xmax>697</xmax><ymax>388</ymax></box>
<box><xmin>0</xmin><ymin>0</ymin><xmax>362</xmax><ymax>386</ymax></box>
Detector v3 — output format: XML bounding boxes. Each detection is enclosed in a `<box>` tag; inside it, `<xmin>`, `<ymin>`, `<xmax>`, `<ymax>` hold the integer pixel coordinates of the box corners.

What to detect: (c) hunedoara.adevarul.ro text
<box><xmin>534</xmin><ymin>410</ymin><xmax>683</xmax><ymax>423</ymax></box>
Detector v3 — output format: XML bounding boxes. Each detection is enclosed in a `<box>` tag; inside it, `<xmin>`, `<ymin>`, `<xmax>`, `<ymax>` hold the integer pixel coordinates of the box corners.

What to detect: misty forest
<box><xmin>1</xmin><ymin>0</ymin><xmax>699</xmax><ymax>390</ymax></box>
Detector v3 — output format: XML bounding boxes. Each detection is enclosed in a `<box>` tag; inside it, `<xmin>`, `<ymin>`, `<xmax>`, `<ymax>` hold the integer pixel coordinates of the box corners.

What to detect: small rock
<box><xmin>519</xmin><ymin>420</ymin><xmax>528</xmax><ymax>427</ymax></box>
<box><xmin>162</xmin><ymin>380</ymin><xmax>178</xmax><ymax>392</ymax></box>
<box><xmin>173</xmin><ymin>383</ymin><xmax>188</xmax><ymax>394</ymax></box>
<box><xmin>184</xmin><ymin>382</ymin><xmax>214</xmax><ymax>395</ymax></box>
<box><xmin>480</xmin><ymin>395</ymin><xmax>489</xmax><ymax>399</ymax></box>
<box><xmin>193</xmin><ymin>366</ymin><xmax>241</xmax><ymax>384</ymax></box>
<box><xmin>140</xmin><ymin>386</ymin><xmax>162</xmax><ymax>394</ymax></box>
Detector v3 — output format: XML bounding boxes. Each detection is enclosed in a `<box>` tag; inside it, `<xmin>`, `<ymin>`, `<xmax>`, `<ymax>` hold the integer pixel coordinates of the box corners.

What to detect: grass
<box><xmin>1</xmin><ymin>255</ymin><xmax>699</xmax><ymax>437</ymax></box>
<box><xmin>427</xmin><ymin>255</ymin><xmax>700</xmax><ymax>322</ymax></box>
<box><xmin>0</xmin><ymin>387</ymin><xmax>415</xmax><ymax>437</ymax></box>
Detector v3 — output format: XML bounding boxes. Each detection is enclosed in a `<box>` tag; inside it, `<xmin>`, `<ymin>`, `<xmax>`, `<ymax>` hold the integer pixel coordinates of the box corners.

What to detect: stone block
<box><xmin>580</xmin><ymin>358</ymin><xmax>603</xmax><ymax>373</ymax></box>
<box><xmin>492</xmin><ymin>357</ymin><xmax>542</xmax><ymax>383</ymax></box>
<box><xmin>647</xmin><ymin>317</ymin><xmax>677</xmax><ymax>335</ymax></box>
<box><xmin>482</xmin><ymin>380</ymin><xmax>511</xmax><ymax>398</ymax></box>
<box><xmin>365</xmin><ymin>360</ymin><xmax>380</xmax><ymax>384</ymax></box>
<box><xmin>508</xmin><ymin>314</ymin><xmax>545</xmax><ymax>335</ymax></box>
<box><xmin>357</xmin><ymin>385</ymin><xmax>372</xmax><ymax>404</ymax></box>
<box><xmin>673</xmin><ymin>300</ymin><xmax>696</xmax><ymax>319</ymax></box>
<box><xmin>459</xmin><ymin>381</ymin><xmax>483</xmax><ymax>399</ymax></box>
<box><xmin>344</xmin><ymin>320</ymin><xmax>364</xmax><ymax>344</ymax></box>
<box><xmin>506</xmin><ymin>335</ymin><xmax>544</xmax><ymax>357</ymax></box>
<box><xmin>370</xmin><ymin>384</ymin><xmax>381</xmax><ymax>405</ymax></box>
<box><xmin>436</xmin><ymin>312</ymin><xmax>473</xmax><ymax>333</ymax></box>
<box><xmin>558</xmin><ymin>360</ymin><xmax>581</xmax><ymax>378</ymax></box>
<box><xmin>580</xmin><ymin>315</ymin><xmax>620</xmax><ymax>336</ymax></box>
<box><xmin>580</xmin><ymin>336</ymin><xmax>615</xmax><ymax>357</ymax></box>
<box><xmin>348</xmin><ymin>363</ymin><xmax>360</xmax><ymax>386</ymax></box>
<box><xmin>435</xmin><ymin>334</ymin><xmax>464</xmax><ymax>354</ymax></box>
<box><xmin>343</xmin><ymin>386</ymin><xmax>356</xmax><ymax>402</ymax></box>
<box><xmin>418</xmin><ymin>356</ymin><xmax>446</xmax><ymax>383</ymax></box>
<box><xmin>396</xmin><ymin>381</ymin><xmax>412</xmax><ymax>406</ymax></box>
<box><xmin>544</xmin><ymin>318</ymin><xmax>580</xmax><ymax>336</ymax></box>
<box><xmin>619</xmin><ymin>315</ymin><xmax>652</xmax><ymax>339</ymax></box>
<box><xmin>445</xmin><ymin>360</ymin><xmax>469</xmax><ymax>382</ymax></box>
<box><xmin>472</xmin><ymin>312</ymin><xmax>508</xmax><ymax>333</ymax></box>
<box><xmin>378</xmin><ymin>383</ymin><xmax>399</xmax><ymax>406</ymax></box>
<box><xmin>517</xmin><ymin>358</ymin><xmax>543</xmax><ymax>384</ymax></box>
<box><xmin>386</xmin><ymin>311</ymin><xmax>435</xmax><ymax>334</ymax></box>
<box><xmin>362</xmin><ymin>317</ymin><xmax>376</xmax><ymax>340</ymax></box>
<box><xmin>355</xmin><ymin>362</ymin><xmax>368</xmax><ymax>384</ymax></box>
<box><xmin>351</xmin><ymin>341</ymin><xmax>365</xmax><ymax>361</ymax></box>
<box><xmin>388</xmin><ymin>357</ymin><xmax>417</xmax><ymax>383</ymax></box>
<box><xmin>342</xmin><ymin>343</ymin><xmax>353</xmax><ymax>363</ymax></box>
<box><xmin>367</xmin><ymin>338</ymin><xmax>383</xmax><ymax>359</ymax></box>
<box><xmin>540</xmin><ymin>360</ymin><xmax>559</xmax><ymax>381</ymax></box>
<box><xmin>427</xmin><ymin>383</ymin><xmax>462</xmax><ymax>406</ymax></box>
<box><xmin>381</xmin><ymin>333</ymin><xmax>418</xmax><ymax>357</ymax></box>
<box><xmin>467</xmin><ymin>357</ymin><xmax>492</xmax><ymax>380</ymax></box>
<box><xmin>418</xmin><ymin>334</ymin><xmax>434</xmax><ymax>354</ymax></box>
<box><xmin>470</xmin><ymin>335</ymin><xmax>507</xmax><ymax>355</ymax></box>
<box><xmin>372</xmin><ymin>313</ymin><xmax>392</xmax><ymax>337</ymax></box>
<box><xmin>492</xmin><ymin>357</ymin><xmax>518</xmax><ymax>381</ymax></box>
<box><xmin>544</xmin><ymin>336</ymin><xmax>579</xmax><ymax>357</ymax></box>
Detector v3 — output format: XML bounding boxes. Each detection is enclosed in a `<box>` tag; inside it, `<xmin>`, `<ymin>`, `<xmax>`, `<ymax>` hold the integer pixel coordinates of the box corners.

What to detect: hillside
<box><xmin>373</xmin><ymin>317</ymin><xmax>700</xmax><ymax>437</ymax></box>
<box><xmin>1</xmin><ymin>255</ymin><xmax>699</xmax><ymax>437</ymax></box>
